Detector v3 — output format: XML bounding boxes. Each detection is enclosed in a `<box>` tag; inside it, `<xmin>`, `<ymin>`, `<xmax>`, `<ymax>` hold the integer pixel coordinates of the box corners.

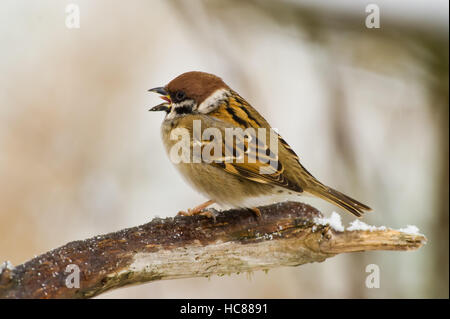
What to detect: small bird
<box><xmin>149</xmin><ymin>71</ymin><xmax>371</xmax><ymax>217</ymax></box>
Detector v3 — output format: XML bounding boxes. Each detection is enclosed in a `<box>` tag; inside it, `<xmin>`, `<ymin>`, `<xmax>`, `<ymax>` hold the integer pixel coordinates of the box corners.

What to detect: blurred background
<box><xmin>0</xmin><ymin>0</ymin><xmax>448</xmax><ymax>298</ymax></box>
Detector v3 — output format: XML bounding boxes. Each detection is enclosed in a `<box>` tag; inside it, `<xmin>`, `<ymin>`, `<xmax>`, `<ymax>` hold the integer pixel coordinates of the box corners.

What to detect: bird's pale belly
<box><xmin>173</xmin><ymin>161</ymin><xmax>297</xmax><ymax>208</ymax></box>
<box><xmin>160</xmin><ymin>119</ymin><xmax>299</xmax><ymax>208</ymax></box>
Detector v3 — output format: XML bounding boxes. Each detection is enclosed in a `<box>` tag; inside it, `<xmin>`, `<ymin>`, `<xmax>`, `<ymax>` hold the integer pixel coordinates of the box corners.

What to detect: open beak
<box><xmin>148</xmin><ymin>87</ymin><xmax>171</xmax><ymax>112</ymax></box>
<box><xmin>149</xmin><ymin>102</ymin><xmax>170</xmax><ymax>112</ymax></box>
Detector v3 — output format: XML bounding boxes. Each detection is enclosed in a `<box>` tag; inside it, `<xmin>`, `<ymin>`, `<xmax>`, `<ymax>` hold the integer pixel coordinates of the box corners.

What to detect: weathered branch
<box><xmin>0</xmin><ymin>202</ymin><xmax>426</xmax><ymax>299</ymax></box>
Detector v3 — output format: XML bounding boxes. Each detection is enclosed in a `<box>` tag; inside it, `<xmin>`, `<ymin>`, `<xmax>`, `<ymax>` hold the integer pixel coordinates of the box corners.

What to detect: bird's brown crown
<box><xmin>166</xmin><ymin>71</ymin><xmax>229</xmax><ymax>105</ymax></box>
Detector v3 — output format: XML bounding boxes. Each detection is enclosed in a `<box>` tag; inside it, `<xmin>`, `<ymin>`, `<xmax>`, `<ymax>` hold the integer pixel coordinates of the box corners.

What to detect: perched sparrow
<box><xmin>149</xmin><ymin>71</ymin><xmax>371</xmax><ymax>217</ymax></box>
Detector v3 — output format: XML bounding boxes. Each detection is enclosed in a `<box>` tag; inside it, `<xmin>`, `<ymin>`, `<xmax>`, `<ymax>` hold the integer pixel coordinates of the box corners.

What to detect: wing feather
<box><xmin>195</xmin><ymin>97</ymin><xmax>304</xmax><ymax>193</ymax></box>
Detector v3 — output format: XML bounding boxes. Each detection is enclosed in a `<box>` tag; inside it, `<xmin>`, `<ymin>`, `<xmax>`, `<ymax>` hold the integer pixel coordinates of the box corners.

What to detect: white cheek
<box><xmin>197</xmin><ymin>88</ymin><xmax>230</xmax><ymax>114</ymax></box>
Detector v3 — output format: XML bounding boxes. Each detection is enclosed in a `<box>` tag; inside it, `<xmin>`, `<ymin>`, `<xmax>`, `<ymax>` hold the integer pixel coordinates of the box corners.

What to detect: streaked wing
<box><xmin>196</xmin><ymin>98</ymin><xmax>304</xmax><ymax>193</ymax></box>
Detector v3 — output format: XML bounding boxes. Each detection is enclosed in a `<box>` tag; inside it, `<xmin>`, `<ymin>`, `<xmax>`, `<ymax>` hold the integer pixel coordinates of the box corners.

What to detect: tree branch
<box><xmin>0</xmin><ymin>202</ymin><xmax>426</xmax><ymax>299</ymax></box>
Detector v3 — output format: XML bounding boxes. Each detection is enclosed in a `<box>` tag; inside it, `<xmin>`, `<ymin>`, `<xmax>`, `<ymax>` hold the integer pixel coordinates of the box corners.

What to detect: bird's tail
<box><xmin>306</xmin><ymin>182</ymin><xmax>372</xmax><ymax>217</ymax></box>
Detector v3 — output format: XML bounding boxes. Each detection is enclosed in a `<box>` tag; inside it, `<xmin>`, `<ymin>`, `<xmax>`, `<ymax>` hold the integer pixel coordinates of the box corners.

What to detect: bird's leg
<box><xmin>178</xmin><ymin>200</ymin><xmax>215</xmax><ymax>217</ymax></box>
<box><xmin>250</xmin><ymin>207</ymin><xmax>262</xmax><ymax>219</ymax></box>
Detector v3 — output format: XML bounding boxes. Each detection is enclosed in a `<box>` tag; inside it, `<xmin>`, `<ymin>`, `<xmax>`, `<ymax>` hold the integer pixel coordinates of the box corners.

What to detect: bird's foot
<box><xmin>250</xmin><ymin>207</ymin><xmax>262</xmax><ymax>219</ymax></box>
<box><xmin>177</xmin><ymin>200</ymin><xmax>215</xmax><ymax>218</ymax></box>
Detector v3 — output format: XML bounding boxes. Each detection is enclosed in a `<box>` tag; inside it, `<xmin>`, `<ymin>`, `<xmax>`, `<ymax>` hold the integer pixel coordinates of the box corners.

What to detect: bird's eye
<box><xmin>175</xmin><ymin>91</ymin><xmax>186</xmax><ymax>102</ymax></box>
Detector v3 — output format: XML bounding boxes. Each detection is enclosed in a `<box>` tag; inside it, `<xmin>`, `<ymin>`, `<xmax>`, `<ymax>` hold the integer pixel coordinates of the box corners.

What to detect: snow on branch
<box><xmin>0</xmin><ymin>201</ymin><xmax>426</xmax><ymax>299</ymax></box>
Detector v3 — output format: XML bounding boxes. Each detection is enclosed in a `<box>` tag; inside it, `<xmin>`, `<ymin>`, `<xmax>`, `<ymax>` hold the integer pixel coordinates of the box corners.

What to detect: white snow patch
<box><xmin>347</xmin><ymin>220</ymin><xmax>387</xmax><ymax>232</ymax></box>
<box><xmin>314</xmin><ymin>212</ymin><xmax>345</xmax><ymax>232</ymax></box>
<box><xmin>398</xmin><ymin>225</ymin><xmax>421</xmax><ymax>235</ymax></box>
<box><xmin>313</xmin><ymin>213</ymin><xmax>421</xmax><ymax>236</ymax></box>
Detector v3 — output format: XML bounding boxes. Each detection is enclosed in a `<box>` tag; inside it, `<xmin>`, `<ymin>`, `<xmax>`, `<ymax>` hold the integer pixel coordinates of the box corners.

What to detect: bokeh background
<box><xmin>0</xmin><ymin>0</ymin><xmax>448</xmax><ymax>298</ymax></box>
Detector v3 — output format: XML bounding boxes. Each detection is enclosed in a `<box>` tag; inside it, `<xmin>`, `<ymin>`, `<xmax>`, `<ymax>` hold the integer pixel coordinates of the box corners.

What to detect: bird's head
<box><xmin>149</xmin><ymin>71</ymin><xmax>230</xmax><ymax>118</ymax></box>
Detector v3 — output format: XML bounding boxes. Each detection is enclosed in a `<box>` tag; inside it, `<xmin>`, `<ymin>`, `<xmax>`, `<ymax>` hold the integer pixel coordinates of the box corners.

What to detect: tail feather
<box><xmin>307</xmin><ymin>183</ymin><xmax>372</xmax><ymax>217</ymax></box>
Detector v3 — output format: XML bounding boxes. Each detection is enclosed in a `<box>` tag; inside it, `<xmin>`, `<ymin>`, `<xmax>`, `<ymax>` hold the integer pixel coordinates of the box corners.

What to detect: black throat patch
<box><xmin>174</xmin><ymin>104</ymin><xmax>193</xmax><ymax>115</ymax></box>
